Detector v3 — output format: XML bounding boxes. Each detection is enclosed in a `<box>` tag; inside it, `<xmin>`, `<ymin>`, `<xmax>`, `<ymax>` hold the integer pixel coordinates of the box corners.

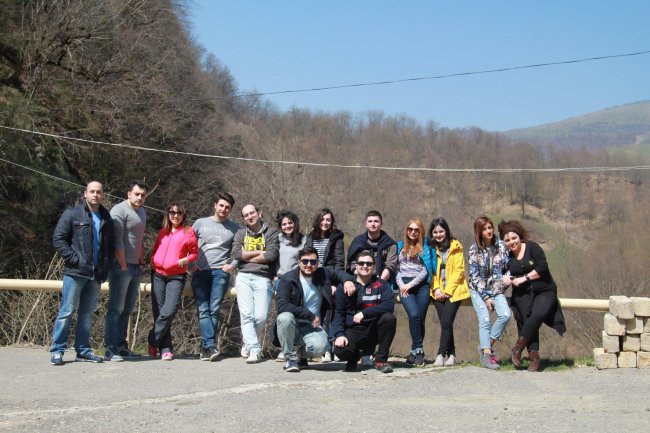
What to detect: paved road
<box><xmin>1</xmin><ymin>347</ymin><xmax>648</xmax><ymax>432</ymax></box>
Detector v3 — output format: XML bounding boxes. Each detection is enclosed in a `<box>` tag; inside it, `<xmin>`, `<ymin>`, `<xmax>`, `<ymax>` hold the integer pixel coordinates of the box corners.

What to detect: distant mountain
<box><xmin>503</xmin><ymin>101</ymin><xmax>650</xmax><ymax>149</ymax></box>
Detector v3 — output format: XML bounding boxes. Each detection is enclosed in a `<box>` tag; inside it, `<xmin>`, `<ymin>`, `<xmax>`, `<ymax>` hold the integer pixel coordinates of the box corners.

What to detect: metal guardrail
<box><xmin>0</xmin><ymin>278</ymin><xmax>610</xmax><ymax>311</ymax></box>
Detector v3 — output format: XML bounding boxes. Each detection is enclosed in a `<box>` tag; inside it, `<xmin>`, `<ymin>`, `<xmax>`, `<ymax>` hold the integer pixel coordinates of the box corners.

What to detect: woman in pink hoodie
<box><xmin>148</xmin><ymin>202</ymin><xmax>198</xmax><ymax>360</ymax></box>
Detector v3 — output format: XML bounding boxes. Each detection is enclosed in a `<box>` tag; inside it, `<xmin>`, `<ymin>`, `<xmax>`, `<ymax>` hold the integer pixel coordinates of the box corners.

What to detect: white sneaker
<box><xmin>360</xmin><ymin>355</ymin><xmax>374</xmax><ymax>367</ymax></box>
<box><xmin>334</xmin><ymin>354</ymin><xmax>340</xmax><ymax>362</ymax></box>
<box><xmin>246</xmin><ymin>351</ymin><xmax>260</xmax><ymax>364</ymax></box>
<box><xmin>240</xmin><ymin>346</ymin><xmax>249</xmax><ymax>358</ymax></box>
<box><xmin>276</xmin><ymin>352</ymin><xmax>286</xmax><ymax>362</ymax></box>
<box><xmin>444</xmin><ymin>355</ymin><xmax>456</xmax><ymax>366</ymax></box>
<box><xmin>322</xmin><ymin>352</ymin><xmax>332</xmax><ymax>363</ymax></box>
<box><xmin>433</xmin><ymin>354</ymin><xmax>445</xmax><ymax>367</ymax></box>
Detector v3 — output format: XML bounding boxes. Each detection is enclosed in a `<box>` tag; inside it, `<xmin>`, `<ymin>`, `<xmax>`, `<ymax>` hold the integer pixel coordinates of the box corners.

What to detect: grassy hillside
<box><xmin>504</xmin><ymin>100</ymin><xmax>650</xmax><ymax>149</ymax></box>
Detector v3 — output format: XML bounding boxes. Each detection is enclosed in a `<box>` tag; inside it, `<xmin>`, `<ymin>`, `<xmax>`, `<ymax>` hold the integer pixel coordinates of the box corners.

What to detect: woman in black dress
<box><xmin>498</xmin><ymin>220</ymin><xmax>565</xmax><ymax>371</ymax></box>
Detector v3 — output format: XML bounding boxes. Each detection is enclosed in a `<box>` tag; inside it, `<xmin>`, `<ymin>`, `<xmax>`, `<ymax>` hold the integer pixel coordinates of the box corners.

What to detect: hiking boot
<box><xmin>374</xmin><ymin>360</ymin><xmax>393</xmax><ymax>373</ymax></box>
<box><xmin>284</xmin><ymin>358</ymin><xmax>300</xmax><ymax>372</ymax></box>
<box><xmin>50</xmin><ymin>352</ymin><xmax>64</xmax><ymax>366</ymax></box>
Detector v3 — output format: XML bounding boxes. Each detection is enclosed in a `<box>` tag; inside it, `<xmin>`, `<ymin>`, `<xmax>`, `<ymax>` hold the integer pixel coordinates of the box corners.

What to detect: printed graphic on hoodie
<box><xmin>243</xmin><ymin>233</ymin><xmax>266</xmax><ymax>251</ymax></box>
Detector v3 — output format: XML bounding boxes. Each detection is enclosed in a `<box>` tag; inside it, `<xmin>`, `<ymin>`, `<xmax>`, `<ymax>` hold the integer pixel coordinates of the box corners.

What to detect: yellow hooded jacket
<box><xmin>430</xmin><ymin>239</ymin><xmax>470</xmax><ymax>303</ymax></box>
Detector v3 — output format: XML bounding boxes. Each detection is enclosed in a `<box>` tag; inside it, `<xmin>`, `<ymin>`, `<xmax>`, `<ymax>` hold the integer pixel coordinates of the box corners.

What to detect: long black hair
<box><xmin>428</xmin><ymin>217</ymin><xmax>454</xmax><ymax>251</ymax></box>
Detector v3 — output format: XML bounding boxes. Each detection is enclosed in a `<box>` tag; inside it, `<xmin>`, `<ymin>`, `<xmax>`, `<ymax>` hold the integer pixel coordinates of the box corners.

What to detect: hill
<box><xmin>503</xmin><ymin>100</ymin><xmax>650</xmax><ymax>149</ymax></box>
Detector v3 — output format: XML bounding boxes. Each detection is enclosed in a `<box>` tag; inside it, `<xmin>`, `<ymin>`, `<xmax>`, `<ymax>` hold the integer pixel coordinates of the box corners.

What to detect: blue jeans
<box><xmin>50</xmin><ymin>275</ymin><xmax>100</xmax><ymax>356</ymax></box>
<box><xmin>398</xmin><ymin>278</ymin><xmax>430</xmax><ymax>353</ymax></box>
<box><xmin>276</xmin><ymin>312</ymin><xmax>328</xmax><ymax>359</ymax></box>
<box><xmin>191</xmin><ymin>268</ymin><xmax>231</xmax><ymax>349</ymax></box>
<box><xmin>236</xmin><ymin>272</ymin><xmax>272</xmax><ymax>354</ymax></box>
<box><xmin>105</xmin><ymin>263</ymin><xmax>142</xmax><ymax>349</ymax></box>
<box><xmin>470</xmin><ymin>290</ymin><xmax>511</xmax><ymax>350</ymax></box>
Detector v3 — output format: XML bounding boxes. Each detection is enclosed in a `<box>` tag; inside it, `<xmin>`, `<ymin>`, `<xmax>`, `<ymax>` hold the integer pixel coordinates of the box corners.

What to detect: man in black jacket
<box><xmin>274</xmin><ymin>247</ymin><xmax>354</xmax><ymax>372</ymax></box>
<box><xmin>50</xmin><ymin>181</ymin><xmax>114</xmax><ymax>366</ymax></box>
<box><xmin>333</xmin><ymin>250</ymin><xmax>397</xmax><ymax>373</ymax></box>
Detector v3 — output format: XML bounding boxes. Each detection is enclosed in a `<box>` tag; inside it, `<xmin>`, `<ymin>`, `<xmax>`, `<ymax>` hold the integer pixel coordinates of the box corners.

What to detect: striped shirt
<box><xmin>312</xmin><ymin>238</ymin><xmax>330</xmax><ymax>266</ymax></box>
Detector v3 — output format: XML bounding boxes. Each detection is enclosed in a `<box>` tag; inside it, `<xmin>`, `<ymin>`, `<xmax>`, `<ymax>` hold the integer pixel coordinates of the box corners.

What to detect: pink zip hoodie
<box><xmin>151</xmin><ymin>227</ymin><xmax>198</xmax><ymax>276</ymax></box>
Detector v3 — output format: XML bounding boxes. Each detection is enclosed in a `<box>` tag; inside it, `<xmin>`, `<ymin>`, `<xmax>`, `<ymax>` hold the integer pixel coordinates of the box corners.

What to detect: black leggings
<box><xmin>511</xmin><ymin>290</ymin><xmax>558</xmax><ymax>352</ymax></box>
<box><xmin>433</xmin><ymin>298</ymin><xmax>461</xmax><ymax>357</ymax></box>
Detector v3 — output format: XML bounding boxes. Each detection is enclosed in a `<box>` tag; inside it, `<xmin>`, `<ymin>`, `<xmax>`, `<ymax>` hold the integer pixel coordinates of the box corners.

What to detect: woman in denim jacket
<box><xmin>468</xmin><ymin>216</ymin><xmax>511</xmax><ymax>369</ymax></box>
<box><xmin>395</xmin><ymin>218</ymin><xmax>436</xmax><ymax>366</ymax></box>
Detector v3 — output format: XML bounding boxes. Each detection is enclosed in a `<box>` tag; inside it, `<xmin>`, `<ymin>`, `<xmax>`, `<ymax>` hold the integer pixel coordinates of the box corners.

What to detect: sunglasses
<box><xmin>407</xmin><ymin>227</ymin><xmax>420</xmax><ymax>232</ymax></box>
<box><xmin>300</xmin><ymin>259</ymin><xmax>318</xmax><ymax>266</ymax></box>
<box><xmin>168</xmin><ymin>210</ymin><xmax>184</xmax><ymax>217</ymax></box>
<box><xmin>356</xmin><ymin>261</ymin><xmax>374</xmax><ymax>268</ymax></box>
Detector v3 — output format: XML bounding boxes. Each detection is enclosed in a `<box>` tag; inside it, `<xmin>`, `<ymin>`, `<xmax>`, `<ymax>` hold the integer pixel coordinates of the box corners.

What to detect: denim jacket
<box><xmin>467</xmin><ymin>240</ymin><xmax>509</xmax><ymax>300</ymax></box>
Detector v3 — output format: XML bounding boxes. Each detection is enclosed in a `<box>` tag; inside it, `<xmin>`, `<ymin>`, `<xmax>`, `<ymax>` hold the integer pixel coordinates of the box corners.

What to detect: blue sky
<box><xmin>188</xmin><ymin>1</ymin><xmax>650</xmax><ymax>131</ymax></box>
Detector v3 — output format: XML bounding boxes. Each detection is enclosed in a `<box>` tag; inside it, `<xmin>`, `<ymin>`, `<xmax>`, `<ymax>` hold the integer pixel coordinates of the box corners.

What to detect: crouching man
<box><xmin>332</xmin><ymin>250</ymin><xmax>397</xmax><ymax>373</ymax></box>
<box><xmin>274</xmin><ymin>246</ymin><xmax>355</xmax><ymax>372</ymax></box>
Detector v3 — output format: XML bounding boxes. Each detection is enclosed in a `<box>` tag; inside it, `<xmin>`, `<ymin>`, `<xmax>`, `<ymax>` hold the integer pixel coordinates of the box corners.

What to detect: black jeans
<box><xmin>433</xmin><ymin>298</ymin><xmax>461</xmax><ymax>356</ymax></box>
<box><xmin>511</xmin><ymin>289</ymin><xmax>557</xmax><ymax>352</ymax></box>
<box><xmin>334</xmin><ymin>312</ymin><xmax>397</xmax><ymax>363</ymax></box>
<box><xmin>148</xmin><ymin>271</ymin><xmax>185</xmax><ymax>352</ymax></box>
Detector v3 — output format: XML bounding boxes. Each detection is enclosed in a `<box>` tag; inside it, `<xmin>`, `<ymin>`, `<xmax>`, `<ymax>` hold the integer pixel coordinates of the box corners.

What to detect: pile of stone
<box><xmin>594</xmin><ymin>296</ymin><xmax>650</xmax><ymax>369</ymax></box>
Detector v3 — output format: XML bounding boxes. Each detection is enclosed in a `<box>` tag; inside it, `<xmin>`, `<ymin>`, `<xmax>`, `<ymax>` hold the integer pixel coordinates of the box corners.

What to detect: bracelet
<box><xmin>525</xmin><ymin>274</ymin><xmax>531</xmax><ymax>282</ymax></box>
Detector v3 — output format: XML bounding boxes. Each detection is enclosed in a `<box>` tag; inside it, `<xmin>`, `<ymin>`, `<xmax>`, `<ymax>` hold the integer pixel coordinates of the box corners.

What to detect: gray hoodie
<box><xmin>231</xmin><ymin>222</ymin><xmax>280</xmax><ymax>279</ymax></box>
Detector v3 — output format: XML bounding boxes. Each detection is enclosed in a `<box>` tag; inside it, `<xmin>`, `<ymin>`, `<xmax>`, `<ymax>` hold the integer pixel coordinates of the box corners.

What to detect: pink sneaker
<box><xmin>161</xmin><ymin>351</ymin><xmax>174</xmax><ymax>361</ymax></box>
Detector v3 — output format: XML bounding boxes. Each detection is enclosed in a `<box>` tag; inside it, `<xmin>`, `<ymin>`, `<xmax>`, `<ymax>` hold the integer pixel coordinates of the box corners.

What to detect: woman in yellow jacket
<box><xmin>428</xmin><ymin>217</ymin><xmax>470</xmax><ymax>367</ymax></box>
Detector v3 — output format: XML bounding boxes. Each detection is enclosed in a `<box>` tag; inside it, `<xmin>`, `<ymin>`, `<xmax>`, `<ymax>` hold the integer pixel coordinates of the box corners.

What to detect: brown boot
<box><xmin>511</xmin><ymin>336</ymin><xmax>527</xmax><ymax>368</ymax></box>
<box><xmin>528</xmin><ymin>350</ymin><xmax>540</xmax><ymax>372</ymax></box>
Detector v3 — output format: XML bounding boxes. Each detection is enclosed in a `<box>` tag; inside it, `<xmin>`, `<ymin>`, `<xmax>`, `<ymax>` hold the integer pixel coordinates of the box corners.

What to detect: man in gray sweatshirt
<box><xmin>231</xmin><ymin>203</ymin><xmax>279</xmax><ymax>364</ymax></box>
<box><xmin>104</xmin><ymin>180</ymin><xmax>147</xmax><ymax>361</ymax></box>
<box><xmin>191</xmin><ymin>192</ymin><xmax>240</xmax><ymax>362</ymax></box>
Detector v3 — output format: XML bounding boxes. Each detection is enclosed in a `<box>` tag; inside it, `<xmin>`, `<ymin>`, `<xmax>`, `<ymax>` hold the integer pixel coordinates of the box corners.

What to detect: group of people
<box><xmin>50</xmin><ymin>180</ymin><xmax>565</xmax><ymax>373</ymax></box>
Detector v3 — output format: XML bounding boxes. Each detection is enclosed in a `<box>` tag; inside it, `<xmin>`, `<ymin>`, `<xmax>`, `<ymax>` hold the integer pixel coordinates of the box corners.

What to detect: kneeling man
<box><xmin>274</xmin><ymin>247</ymin><xmax>354</xmax><ymax>372</ymax></box>
<box><xmin>332</xmin><ymin>250</ymin><xmax>396</xmax><ymax>373</ymax></box>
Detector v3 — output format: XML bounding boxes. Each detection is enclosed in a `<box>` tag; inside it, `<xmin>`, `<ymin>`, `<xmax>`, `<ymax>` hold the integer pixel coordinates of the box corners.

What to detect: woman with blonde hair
<box><xmin>395</xmin><ymin>218</ymin><xmax>436</xmax><ymax>366</ymax></box>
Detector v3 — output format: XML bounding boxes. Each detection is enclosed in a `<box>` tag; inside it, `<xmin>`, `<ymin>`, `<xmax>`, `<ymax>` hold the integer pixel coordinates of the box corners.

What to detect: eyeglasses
<box><xmin>300</xmin><ymin>259</ymin><xmax>318</xmax><ymax>266</ymax></box>
<box><xmin>407</xmin><ymin>227</ymin><xmax>420</xmax><ymax>232</ymax></box>
<box><xmin>356</xmin><ymin>261</ymin><xmax>374</xmax><ymax>268</ymax></box>
<box><xmin>169</xmin><ymin>211</ymin><xmax>184</xmax><ymax>217</ymax></box>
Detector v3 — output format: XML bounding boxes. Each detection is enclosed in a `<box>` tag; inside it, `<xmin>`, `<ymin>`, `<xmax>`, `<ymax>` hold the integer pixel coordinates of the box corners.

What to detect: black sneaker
<box><xmin>284</xmin><ymin>358</ymin><xmax>300</xmax><ymax>372</ymax></box>
<box><xmin>374</xmin><ymin>360</ymin><xmax>393</xmax><ymax>373</ymax></box>
<box><xmin>117</xmin><ymin>346</ymin><xmax>142</xmax><ymax>359</ymax></box>
<box><xmin>414</xmin><ymin>352</ymin><xmax>425</xmax><ymax>367</ymax></box>
<box><xmin>50</xmin><ymin>352</ymin><xmax>64</xmax><ymax>366</ymax></box>
<box><xmin>344</xmin><ymin>360</ymin><xmax>358</xmax><ymax>372</ymax></box>
<box><xmin>406</xmin><ymin>353</ymin><xmax>416</xmax><ymax>365</ymax></box>
<box><xmin>297</xmin><ymin>358</ymin><xmax>309</xmax><ymax>369</ymax></box>
<box><xmin>75</xmin><ymin>352</ymin><xmax>103</xmax><ymax>363</ymax></box>
<box><xmin>199</xmin><ymin>347</ymin><xmax>211</xmax><ymax>361</ymax></box>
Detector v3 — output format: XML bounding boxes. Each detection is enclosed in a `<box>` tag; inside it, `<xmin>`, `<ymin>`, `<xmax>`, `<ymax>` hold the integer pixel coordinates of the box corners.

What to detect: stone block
<box><xmin>641</xmin><ymin>333</ymin><xmax>650</xmax><ymax>352</ymax></box>
<box><xmin>594</xmin><ymin>348</ymin><xmax>617</xmax><ymax>369</ymax></box>
<box><xmin>618</xmin><ymin>351</ymin><xmax>637</xmax><ymax>368</ymax></box>
<box><xmin>604</xmin><ymin>313</ymin><xmax>626</xmax><ymax>336</ymax></box>
<box><xmin>626</xmin><ymin>317</ymin><xmax>644</xmax><ymax>334</ymax></box>
<box><xmin>602</xmin><ymin>331</ymin><xmax>620</xmax><ymax>353</ymax></box>
<box><xmin>645</xmin><ymin>318</ymin><xmax>650</xmax><ymax>333</ymax></box>
<box><xmin>631</xmin><ymin>297</ymin><xmax>650</xmax><ymax>317</ymax></box>
<box><xmin>623</xmin><ymin>335</ymin><xmax>640</xmax><ymax>352</ymax></box>
<box><xmin>609</xmin><ymin>296</ymin><xmax>634</xmax><ymax>319</ymax></box>
<box><xmin>638</xmin><ymin>352</ymin><xmax>650</xmax><ymax>368</ymax></box>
